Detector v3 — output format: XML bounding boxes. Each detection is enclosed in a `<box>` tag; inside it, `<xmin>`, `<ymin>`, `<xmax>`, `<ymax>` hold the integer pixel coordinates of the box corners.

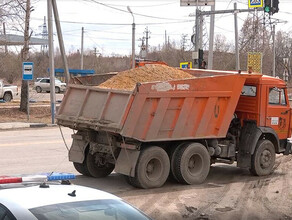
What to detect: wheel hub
<box><xmin>260</xmin><ymin>150</ymin><xmax>272</xmax><ymax>168</ymax></box>
<box><xmin>146</xmin><ymin>158</ymin><xmax>162</xmax><ymax>181</ymax></box>
<box><xmin>146</xmin><ymin>162</ymin><xmax>154</xmax><ymax>173</ymax></box>
<box><xmin>188</xmin><ymin>154</ymin><xmax>203</xmax><ymax>175</ymax></box>
<box><xmin>94</xmin><ymin>154</ymin><xmax>106</xmax><ymax>167</ymax></box>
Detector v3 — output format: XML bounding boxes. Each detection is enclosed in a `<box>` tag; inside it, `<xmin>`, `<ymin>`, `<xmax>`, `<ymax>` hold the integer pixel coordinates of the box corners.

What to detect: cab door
<box><xmin>265</xmin><ymin>86</ymin><xmax>291</xmax><ymax>139</ymax></box>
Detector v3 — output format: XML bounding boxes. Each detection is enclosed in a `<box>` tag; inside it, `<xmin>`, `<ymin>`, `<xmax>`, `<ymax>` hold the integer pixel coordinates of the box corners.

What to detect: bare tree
<box><xmin>214</xmin><ymin>34</ymin><xmax>232</xmax><ymax>53</ymax></box>
<box><xmin>19</xmin><ymin>0</ymin><xmax>32</xmax><ymax>113</ymax></box>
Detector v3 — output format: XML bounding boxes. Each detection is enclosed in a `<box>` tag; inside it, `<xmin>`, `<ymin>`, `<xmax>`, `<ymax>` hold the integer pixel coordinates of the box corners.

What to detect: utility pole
<box><xmin>208</xmin><ymin>4</ymin><xmax>215</xmax><ymax>70</ymax></box>
<box><xmin>81</xmin><ymin>27</ymin><xmax>84</xmax><ymax>70</ymax></box>
<box><xmin>191</xmin><ymin>6</ymin><xmax>263</xmax><ymax>70</ymax></box>
<box><xmin>165</xmin><ymin>30</ymin><xmax>167</xmax><ymax>49</ymax></box>
<box><xmin>3</xmin><ymin>22</ymin><xmax>7</xmax><ymax>54</ymax></box>
<box><xmin>272</xmin><ymin>24</ymin><xmax>276</xmax><ymax>77</ymax></box>
<box><xmin>127</xmin><ymin>6</ymin><xmax>135</xmax><ymax>69</ymax></box>
<box><xmin>181</xmin><ymin>34</ymin><xmax>188</xmax><ymax>52</ymax></box>
<box><xmin>234</xmin><ymin>2</ymin><xmax>240</xmax><ymax>71</ymax></box>
<box><xmin>20</xmin><ymin>0</ymin><xmax>31</xmax><ymax>114</ymax></box>
<box><xmin>144</xmin><ymin>26</ymin><xmax>150</xmax><ymax>57</ymax></box>
<box><xmin>51</xmin><ymin>0</ymin><xmax>70</xmax><ymax>84</ymax></box>
<box><xmin>194</xmin><ymin>8</ymin><xmax>200</xmax><ymax>68</ymax></box>
<box><xmin>48</xmin><ymin>0</ymin><xmax>56</xmax><ymax>124</ymax></box>
<box><xmin>41</xmin><ymin>16</ymin><xmax>48</xmax><ymax>53</ymax></box>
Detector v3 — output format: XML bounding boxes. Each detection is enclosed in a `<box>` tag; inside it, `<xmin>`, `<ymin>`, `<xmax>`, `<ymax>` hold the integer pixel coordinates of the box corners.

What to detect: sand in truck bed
<box><xmin>98</xmin><ymin>64</ymin><xmax>194</xmax><ymax>90</ymax></box>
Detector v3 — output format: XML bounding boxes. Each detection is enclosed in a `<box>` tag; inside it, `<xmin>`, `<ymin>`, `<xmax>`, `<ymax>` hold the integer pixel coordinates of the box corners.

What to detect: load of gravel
<box><xmin>98</xmin><ymin>64</ymin><xmax>194</xmax><ymax>91</ymax></box>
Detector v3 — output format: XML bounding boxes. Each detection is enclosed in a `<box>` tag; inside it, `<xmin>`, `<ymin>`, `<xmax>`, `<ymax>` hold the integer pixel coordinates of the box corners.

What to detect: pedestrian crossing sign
<box><xmin>248</xmin><ymin>0</ymin><xmax>263</xmax><ymax>8</ymax></box>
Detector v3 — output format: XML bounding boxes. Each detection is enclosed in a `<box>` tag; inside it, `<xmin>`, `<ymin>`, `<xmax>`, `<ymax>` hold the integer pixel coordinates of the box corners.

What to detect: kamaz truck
<box><xmin>56</xmin><ymin>70</ymin><xmax>292</xmax><ymax>188</ymax></box>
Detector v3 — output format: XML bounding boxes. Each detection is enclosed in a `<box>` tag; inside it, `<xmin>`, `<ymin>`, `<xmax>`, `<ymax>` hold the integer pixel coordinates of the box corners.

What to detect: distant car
<box><xmin>0</xmin><ymin>173</ymin><xmax>152</xmax><ymax>220</ymax></box>
<box><xmin>34</xmin><ymin>77</ymin><xmax>66</xmax><ymax>93</ymax></box>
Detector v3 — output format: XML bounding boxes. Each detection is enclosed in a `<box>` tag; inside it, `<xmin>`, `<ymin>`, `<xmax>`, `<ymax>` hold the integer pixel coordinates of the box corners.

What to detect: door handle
<box><xmin>281</xmin><ymin>110</ymin><xmax>289</xmax><ymax>115</ymax></box>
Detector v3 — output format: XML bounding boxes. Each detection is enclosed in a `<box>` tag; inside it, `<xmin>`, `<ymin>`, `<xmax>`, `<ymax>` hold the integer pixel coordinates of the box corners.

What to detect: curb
<box><xmin>0</xmin><ymin>123</ymin><xmax>58</xmax><ymax>130</ymax></box>
<box><xmin>29</xmin><ymin>123</ymin><xmax>48</xmax><ymax>128</ymax></box>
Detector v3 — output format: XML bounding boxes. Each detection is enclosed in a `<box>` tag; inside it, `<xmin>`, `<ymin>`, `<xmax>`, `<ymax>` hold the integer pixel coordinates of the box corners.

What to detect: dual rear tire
<box><xmin>171</xmin><ymin>143</ymin><xmax>210</xmax><ymax>185</ymax></box>
<box><xmin>127</xmin><ymin>143</ymin><xmax>210</xmax><ymax>189</ymax></box>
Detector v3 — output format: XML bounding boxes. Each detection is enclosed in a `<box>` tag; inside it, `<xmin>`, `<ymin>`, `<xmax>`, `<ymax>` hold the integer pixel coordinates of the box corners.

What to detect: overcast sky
<box><xmin>27</xmin><ymin>0</ymin><xmax>292</xmax><ymax>56</ymax></box>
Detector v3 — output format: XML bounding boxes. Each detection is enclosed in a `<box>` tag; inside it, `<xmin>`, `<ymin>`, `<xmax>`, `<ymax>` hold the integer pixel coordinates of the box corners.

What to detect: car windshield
<box><xmin>29</xmin><ymin>199</ymin><xmax>151</xmax><ymax>220</ymax></box>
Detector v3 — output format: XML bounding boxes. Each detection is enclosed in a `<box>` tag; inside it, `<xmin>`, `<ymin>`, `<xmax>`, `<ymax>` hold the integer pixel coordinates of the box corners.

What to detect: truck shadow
<box><xmin>72</xmin><ymin>163</ymin><xmax>286</xmax><ymax>196</ymax></box>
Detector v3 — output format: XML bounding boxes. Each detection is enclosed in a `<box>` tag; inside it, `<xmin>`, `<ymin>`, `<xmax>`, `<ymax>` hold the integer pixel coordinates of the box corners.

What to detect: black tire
<box><xmin>169</xmin><ymin>142</ymin><xmax>188</xmax><ymax>182</ymax></box>
<box><xmin>172</xmin><ymin>142</ymin><xmax>210</xmax><ymax>185</ymax></box>
<box><xmin>86</xmin><ymin>152</ymin><xmax>115</xmax><ymax>178</ymax></box>
<box><xmin>73</xmin><ymin>161</ymin><xmax>91</xmax><ymax>176</ymax></box>
<box><xmin>124</xmin><ymin>175</ymin><xmax>141</xmax><ymax>188</ymax></box>
<box><xmin>55</xmin><ymin>87</ymin><xmax>60</xmax><ymax>93</ymax></box>
<box><xmin>250</xmin><ymin>139</ymin><xmax>275</xmax><ymax>176</ymax></box>
<box><xmin>36</xmin><ymin>86</ymin><xmax>42</xmax><ymax>93</ymax></box>
<box><xmin>3</xmin><ymin>93</ymin><xmax>12</xmax><ymax>102</ymax></box>
<box><xmin>133</xmin><ymin>146</ymin><xmax>170</xmax><ymax>189</ymax></box>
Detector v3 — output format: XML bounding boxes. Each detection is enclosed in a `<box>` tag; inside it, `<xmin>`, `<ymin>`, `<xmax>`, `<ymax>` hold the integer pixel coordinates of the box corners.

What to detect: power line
<box><xmin>30</xmin><ymin>16</ymin><xmax>195</xmax><ymax>26</ymax></box>
<box><xmin>85</xmin><ymin>0</ymin><xmax>192</xmax><ymax>21</ymax></box>
<box><xmin>102</xmin><ymin>1</ymin><xmax>177</xmax><ymax>8</ymax></box>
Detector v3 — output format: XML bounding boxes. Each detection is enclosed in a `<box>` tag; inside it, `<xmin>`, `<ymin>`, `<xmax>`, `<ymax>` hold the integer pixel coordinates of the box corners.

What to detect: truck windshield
<box><xmin>241</xmin><ymin>85</ymin><xmax>256</xmax><ymax>97</ymax></box>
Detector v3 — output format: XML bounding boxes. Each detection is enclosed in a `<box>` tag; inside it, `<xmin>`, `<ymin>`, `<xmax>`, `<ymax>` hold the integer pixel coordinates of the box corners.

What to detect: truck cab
<box><xmin>236</xmin><ymin>75</ymin><xmax>291</xmax><ymax>153</ymax></box>
<box><xmin>233</xmin><ymin>75</ymin><xmax>292</xmax><ymax>173</ymax></box>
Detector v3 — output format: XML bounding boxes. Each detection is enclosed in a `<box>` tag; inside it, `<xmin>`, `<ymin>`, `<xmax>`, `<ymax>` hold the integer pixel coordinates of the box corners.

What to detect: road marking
<box><xmin>0</xmin><ymin>139</ymin><xmax>71</xmax><ymax>147</ymax></box>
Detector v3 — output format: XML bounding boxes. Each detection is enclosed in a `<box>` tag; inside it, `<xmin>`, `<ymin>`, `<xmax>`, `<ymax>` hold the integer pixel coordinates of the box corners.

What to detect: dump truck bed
<box><xmin>57</xmin><ymin>74</ymin><xmax>253</xmax><ymax>142</ymax></box>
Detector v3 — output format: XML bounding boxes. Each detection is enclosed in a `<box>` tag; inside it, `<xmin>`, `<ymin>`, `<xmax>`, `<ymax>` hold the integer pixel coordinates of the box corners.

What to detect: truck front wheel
<box><xmin>250</xmin><ymin>139</ymin><xmax>275</xmax><ymax>176</ymax></box>
<box><xmin>133</xmin><ymin>146</ymin><xmax>170</xmax><ymax>189</ymax></box>
<box><xmin>3</xmin><ymin>93</ymin><xmax>12</xmax><ymax>102</ymax></box>
<box><xmin>86</xmin><ymin>152</ymin><xmax>115</xmax><ymax>178</ymax></box>
<box><xmin>172</xmin><ymin>142</ymin><xmax>210</xmax><ymax>184</ymax></box>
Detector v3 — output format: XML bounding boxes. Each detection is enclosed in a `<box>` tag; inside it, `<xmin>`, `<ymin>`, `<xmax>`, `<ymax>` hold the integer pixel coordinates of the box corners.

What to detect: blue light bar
<box><xmin>45</xmin><ymin>173</ymin><xmax>76</xmax><ymax>181</ymax></box>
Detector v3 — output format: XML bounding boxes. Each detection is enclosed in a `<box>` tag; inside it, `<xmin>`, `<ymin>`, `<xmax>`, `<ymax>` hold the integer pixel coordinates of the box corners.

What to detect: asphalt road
<box><xmin>1</xmin><ymin>127</ymin><xmax>292</xmax><ymax>220</ymax></box>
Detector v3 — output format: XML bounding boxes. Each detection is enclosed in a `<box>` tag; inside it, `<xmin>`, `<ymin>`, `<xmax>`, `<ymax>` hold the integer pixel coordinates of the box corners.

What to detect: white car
<box><xmin>0</xmin><ymin>173</ymin><xmax>152</xmax><ymax>220</ymax></box>
<box><xmin>0</xmin><ymin>80</ymin><xmax>18</xmax><ymax>102</ymax></box>
<box><xmin>34</xmin><ymin>78</ymin><xmax>66</xmax><ymax>93</ymax></box>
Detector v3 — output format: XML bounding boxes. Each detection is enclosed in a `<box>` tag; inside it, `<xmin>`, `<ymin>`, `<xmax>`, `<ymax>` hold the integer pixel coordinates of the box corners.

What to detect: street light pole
<box><xmin>127</xmin><ymin>6</ymin><xmax>135</xmax><ymax>69</ymax></box>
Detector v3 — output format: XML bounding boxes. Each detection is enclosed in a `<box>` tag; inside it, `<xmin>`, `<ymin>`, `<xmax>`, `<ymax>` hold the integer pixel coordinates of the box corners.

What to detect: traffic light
<box><xmin>264</xmin><ymin>0</ymin><xmax>271</xmax><ymax>13</ymax></box>
<box><xmin>198</xmin><ymin>49</ymin><xmax>205</xmax><ymax>69</ymax></box>
<box><xmin>264</xmin><ymin>0</ymin><xmax>279</xmax><ymax>15</ymax></box>
<box><xmin>273</xmin><ymin>0</ymin><xmax>279</xmax><ymax>14</ymax></box>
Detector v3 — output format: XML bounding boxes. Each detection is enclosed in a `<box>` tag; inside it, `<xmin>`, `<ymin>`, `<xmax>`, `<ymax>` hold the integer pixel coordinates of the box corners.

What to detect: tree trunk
<box><xmin>20</xmin><ymin>0</ymin><xmax>31</xmax><ymax>113</ymax></box>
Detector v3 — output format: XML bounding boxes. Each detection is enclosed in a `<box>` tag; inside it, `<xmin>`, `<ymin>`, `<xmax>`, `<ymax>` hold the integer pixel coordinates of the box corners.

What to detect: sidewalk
<box><xmin>0</xmin><ymin>122</ymin><xmax>56</xmax><ymax>130</ymax></box>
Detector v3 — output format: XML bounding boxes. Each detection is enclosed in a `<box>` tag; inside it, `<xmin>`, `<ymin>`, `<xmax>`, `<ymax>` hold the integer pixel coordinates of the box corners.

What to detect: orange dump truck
<box><xmin>56</xmin><ymin>71</ymin><xmax>292</xmax><ymax>189</ymax></box>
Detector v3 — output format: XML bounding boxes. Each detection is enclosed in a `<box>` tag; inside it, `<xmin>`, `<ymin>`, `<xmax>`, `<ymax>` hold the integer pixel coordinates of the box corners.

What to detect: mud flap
<box><xmin>284</xmin><ymin>140</ymin><xmax>292</xmax><ymax>155</ymax></box>
<box><xmin>237</xmin><ymin>122</ymin><xmax>262</xmax><ymax>168</ymax></box>
<box><xmin>69</xmin><ymin>138</ymin><xmax>89</xmax><ymax>163</ymax></box>
<box><xmin>115</xmin><ymin>148</ymin><xmax>140</xmax><ymax>177</ymax></box>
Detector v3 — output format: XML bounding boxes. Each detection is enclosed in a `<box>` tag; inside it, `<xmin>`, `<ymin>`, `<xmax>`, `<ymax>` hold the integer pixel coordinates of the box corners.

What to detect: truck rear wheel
<box><xmin>169</xmin><ymin>142</ymin><xmax>188</xmax><ymax>182</ymax></box>
<box><xmin>250</xmin><ymin>139</ymin><xmax>275</xmax><ymax>176</ymax></box>
<box><xmin>3</xmin><ymin>93</ymin><xmax>12</xmax><ymax>102</ymax></box>
<box><xmin>172</xmin><ymin>142</ymin><xmax>210</xmax><ymax>184</ymax></box>
<box><xmin>73</xmin><ymin>161</ymin><xmax>91</xmax><ymax>177</ymax></box>
<box><xmin>86</xmin><ymin>152</ymin><xmax>115</xmax><ymax>178</ymax></box>
<box><xmin>133</xmin><ymin>146</ymin><xmax>170</xmax><ymax>189</ymax></box>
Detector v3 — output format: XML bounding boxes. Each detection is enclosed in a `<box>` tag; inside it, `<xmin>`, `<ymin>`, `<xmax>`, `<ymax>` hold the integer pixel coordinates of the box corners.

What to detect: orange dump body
<box><xmin>135</xmin><ymin>60</ymin><xmax>167</xmax><ymax>68</ymax></box>
<box><xmin>57</xmin><ymin>73</ymin><xmax>262</xmax><ymax>142</ymax></box>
